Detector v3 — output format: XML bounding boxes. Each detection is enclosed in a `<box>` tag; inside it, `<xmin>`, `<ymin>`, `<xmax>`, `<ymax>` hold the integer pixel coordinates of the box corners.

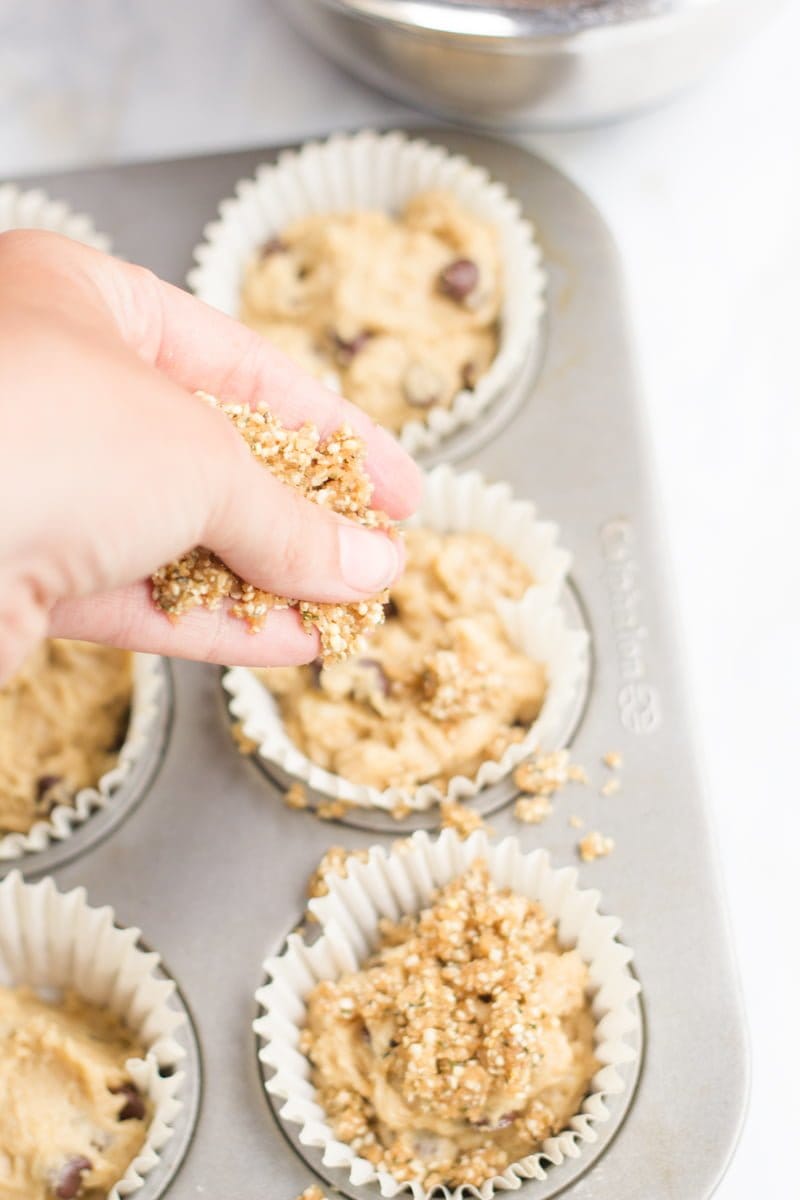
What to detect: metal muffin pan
<box><xmin>5</xmin><ymin>127</ymin><xmax>747</xmax><ymax>1198</ymax></box>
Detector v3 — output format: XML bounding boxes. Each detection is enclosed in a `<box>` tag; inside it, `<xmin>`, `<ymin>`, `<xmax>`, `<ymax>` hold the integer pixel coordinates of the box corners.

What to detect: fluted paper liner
<box><xmin>255</xmin><ymin>830</ymin><xmax>641</xmax><ymax>1199</ymax></box>
<box><xmin>188</xmin><ymin>128</ymin><xmax>545</xmax><ymax>454</ymax></box>
<box><xmin>0</xmin><ymin>653</ymin><xmax>167</xmax><ymax>861</ymax></box>
<box><xmin>0</xmin><ymin>870</ymin><xmax>185</xmax><ymax>1198</ymax></box>
<box><xmin>0</xmin><ymin>184</ymin><xmax>111</xmax><ymax>249</ymax></box>
<box><xmin>223</xmin><ymin>463</ymin><xmax>587</xmax><ymax>812</ymax></box>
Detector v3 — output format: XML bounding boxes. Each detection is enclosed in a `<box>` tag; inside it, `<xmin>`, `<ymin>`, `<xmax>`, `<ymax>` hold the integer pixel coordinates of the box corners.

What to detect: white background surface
<box><xmin>1</xmin><ymin>2</ymin><xmax>797</xmax><ymax>1195</ymax></box>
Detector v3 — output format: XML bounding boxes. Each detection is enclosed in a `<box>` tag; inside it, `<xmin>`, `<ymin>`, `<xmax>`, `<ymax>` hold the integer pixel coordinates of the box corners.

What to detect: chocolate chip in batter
<box><xmin>258</xmin><ymin>236</ymin><xmax>287</xmax><ymax>259</ymax></box>
<box><xmin>35</xmin><ymin>774</ymin><xmax>62</xmax><ymax>802</ymax></box>
<box><xmin>110</xmin><ymin>1080</ymin><xmax>146</xmax><ymax>1121</ymax></box>
<box><xmin>330</xmin><ymin>329</ymin><xmax>371</xmax><ymax>366</ymax></box>
<box><xmin>472</xmin><ymin>1110</ymin><xmax>518</xmax><ymax>1130</ymax></box>
<box><xmin>52</xmin><ymin>1156</ymin><xmax>92</xmax><ymax>1199</ymax></box>
<box><xmin>403</xmin><ymin>362</ymin><xmax>443</xmax><ymax>409</ymax></box>
<box><xmin>383</xmin><ymin>598</ymin><xmax>398</xmax><ymax>620</ymax></box>
<box><xmin>437</xmin><ymin>257</ymin><xmax>479</xmax><ymax>302</ymax></box>
<box><xmin>108</xmin><ymin>704</ymin><xmax>131</xmax><ymax>752</ymax></box>
<box><xmin>461</xmin><ymin>360</ymin><xmax>478</xmax><ymax>391</ymax></box>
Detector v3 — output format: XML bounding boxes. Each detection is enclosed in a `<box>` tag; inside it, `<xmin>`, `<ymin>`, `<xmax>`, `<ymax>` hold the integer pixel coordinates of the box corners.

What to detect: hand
<box><xmin>0</xmin><ymin>231</ymin><xmax>421</xmax><ymax>682</ymax></box>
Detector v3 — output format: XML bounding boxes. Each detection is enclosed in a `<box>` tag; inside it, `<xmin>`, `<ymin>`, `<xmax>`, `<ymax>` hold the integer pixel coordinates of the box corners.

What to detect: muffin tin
<box><xmin>2</xmin><ymin>128</ymin><xmax>748</xmax><ymax>1199</ymax></box>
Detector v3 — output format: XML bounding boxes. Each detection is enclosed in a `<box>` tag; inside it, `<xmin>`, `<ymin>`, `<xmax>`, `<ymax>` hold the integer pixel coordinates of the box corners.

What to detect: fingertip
<box><xmin>366</xmin><ymin>426</ymin><xmax>424</xmax><ymax>520</ymax></box>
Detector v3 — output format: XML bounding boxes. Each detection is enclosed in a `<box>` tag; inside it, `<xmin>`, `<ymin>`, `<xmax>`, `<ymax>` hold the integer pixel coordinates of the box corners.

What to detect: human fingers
<box><xmin>48</xmin><ymin>582</ymin><xmax>322</xmax><ymax>668</ymax></box>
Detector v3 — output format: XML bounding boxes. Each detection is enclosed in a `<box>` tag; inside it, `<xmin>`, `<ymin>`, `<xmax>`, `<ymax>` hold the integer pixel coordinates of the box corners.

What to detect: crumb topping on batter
<box><xmin>0</xmin><ymin>987</ymin><xmax>149</xmax><ymax>1199</ymax></box>
<box><xmin>239</xmin><ymin>190</ymin><xmax>502</xmax><ymax>434</ymax></box>
<box><xmin>302</xmin><ymin>860</ymin><xmax>597</xmax><ymax>1190</ymax></box>
<box><xmin>0</xmin><ymin>640</ymin><xmax>132</xmax><ymax>837</ymax></box>
<box><xmin>151</xmin><ymin>394</ymin><xmax>391</xmax><ymax>664</ymax></box>
<box><xmin>257</xmin><ymin>529</ymin><xmax>544</xmax><ymax>794</ymax></box>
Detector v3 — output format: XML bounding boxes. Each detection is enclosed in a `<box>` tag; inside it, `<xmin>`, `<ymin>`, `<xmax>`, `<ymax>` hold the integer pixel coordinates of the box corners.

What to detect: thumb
<box><xmin>201</xmin><ymin>424</ymin><xmax>403</xmax><ymax>605</ymax></box>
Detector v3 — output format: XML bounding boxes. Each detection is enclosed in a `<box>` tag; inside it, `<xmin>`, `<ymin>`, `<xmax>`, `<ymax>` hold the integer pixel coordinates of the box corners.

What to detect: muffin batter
<box><xmin>0</xmin><ymin>987</ymin><xmax>149</xmax><ymax>1199</ymax></box>
<box><xmin>303</xmin><ymin>860</ymin><xmax>598</xmax><ymax>1190</ymax></box>
<box><xmin>240</xmin><ymin>190</ymin><xmax>502</xmax><ymax>432</ymax></box>
<box><xmin>258</xmin><ymin>529</ymin><xmax>545</xmax><ymax>792</ymax></box>
<box><xmin>0</xmin><ymin>641</ymin><xmax>132</xmax><ymax>836</ymax></box>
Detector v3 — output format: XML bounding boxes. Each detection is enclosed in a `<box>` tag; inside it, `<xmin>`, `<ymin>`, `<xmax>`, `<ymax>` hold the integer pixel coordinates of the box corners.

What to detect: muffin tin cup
<box><xmin>0</xmin><ymin>869</ymin><xmax>187</xmax><ymax>1199</ymax></box>
<box><xmin>255</xmin><ymin>829</ymin><xmax>642</xmax><ymax>1200</ymax></box>
<box><xmin>223</xmin><ymin>463</ymin><xmax>588</xmax><ymax>814</ymax></box>
<box><xmin>0</xmin><ymin>652</ymin><xmax>167</xmax><ymax>863</ymax></box>
<box><xmin>0</xmin><ymin>183</ymin><xmax>111</xmax><ymax>248</ymax></box>
<box><xmin>186</xmin><ymin>127</ymin><xmax>545</xmax><ymax>455</ymax></box>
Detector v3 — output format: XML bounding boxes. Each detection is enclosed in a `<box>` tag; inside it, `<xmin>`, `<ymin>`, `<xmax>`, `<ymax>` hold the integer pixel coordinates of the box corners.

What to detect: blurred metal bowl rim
<box><xmin>307</xmin><ymin>0</ymin><xmax>690</xmax><ymax>40</ymax></box>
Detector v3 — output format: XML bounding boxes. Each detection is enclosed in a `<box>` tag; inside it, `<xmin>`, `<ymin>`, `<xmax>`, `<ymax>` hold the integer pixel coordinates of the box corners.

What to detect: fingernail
<box><xmin>338</xmin><ymin>526</ymin><xmax>400</xmax><ymax>593</ymax></box>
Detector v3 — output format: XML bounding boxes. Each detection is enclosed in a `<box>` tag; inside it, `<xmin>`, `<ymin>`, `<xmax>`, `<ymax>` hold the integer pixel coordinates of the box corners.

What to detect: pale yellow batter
<box><xmin>258</xmin><ymin>529</ymin><xmax>545</xmax><ymax>792</ymax></box>
<box><xmin>303</xmin><ymin>860</ymin><xmax>598</xmax><ymax>1190</ymax></box>
<box><xmin>240</xmin><ymin>190</ymin><xmax>502</xmax><ymax>432</ymax></box>
<box><xmin>0</xmin><ymin>641</ymin><xmax>133</xmax><ymax>836</ymax></box>
<box><xmin>0</xmin><ymin>987</ymin><xmax>149</xmax><ymax>1199</ymax></box>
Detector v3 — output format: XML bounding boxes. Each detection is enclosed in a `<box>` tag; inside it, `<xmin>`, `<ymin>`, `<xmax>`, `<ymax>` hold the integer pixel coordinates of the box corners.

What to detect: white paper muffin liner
<box><xmin>0</xmin><ymin>652</ymin><xmax>166</xmax><ymax>861</ymax></box>
<box><xmin>223</xmin><ymin>463</ymin><xmax>587</xmax><ymax>812</ymax></box>
<box><xmin>0</xmin><ymin>184</ymin><xmax>111</xmax><ymax>250</ymax></box>
<box><xmin>255</xmin><ymin>829</ymin><xmax>641</xmax><ymax>1199</ymax></box>
<box><xmin>187</xmin><ymin>128</ymin><xmax>545</xmax><ymax>454</ymax></box>
<box><xmin>0</xmin><ymin>869</ymin><xmax>185</xmax><ymax>1198</ymax></box>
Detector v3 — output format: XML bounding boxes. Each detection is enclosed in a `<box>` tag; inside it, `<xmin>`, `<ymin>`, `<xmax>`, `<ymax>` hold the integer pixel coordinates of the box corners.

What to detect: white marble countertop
<box><xmin>2</xmin><ymin>2</ymin><xmax>797</xmax><ymax>1195</ymax></box>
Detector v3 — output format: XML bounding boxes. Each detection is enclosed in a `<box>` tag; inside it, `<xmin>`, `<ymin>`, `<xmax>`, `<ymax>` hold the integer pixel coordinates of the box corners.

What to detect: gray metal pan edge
<box><xmin>7</xmin><ymin>128</ymin><xmax>748</xmax><ymax>1199</ymax></box>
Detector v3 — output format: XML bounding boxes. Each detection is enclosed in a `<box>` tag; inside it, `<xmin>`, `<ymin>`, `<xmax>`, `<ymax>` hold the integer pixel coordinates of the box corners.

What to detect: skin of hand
<box><xmin>0</xmin><ymin>230</ymin><xmax>422</xmax><ymax>683</ymax></box>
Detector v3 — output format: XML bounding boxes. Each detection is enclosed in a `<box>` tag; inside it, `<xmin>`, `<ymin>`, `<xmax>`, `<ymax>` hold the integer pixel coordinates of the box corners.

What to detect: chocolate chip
<box><xmin>403</xmin><ymin>362</ymin><xmax>443</xmax><ymax>409</ymax></box>
<box><xmin>35</xmin><ymin>775</ymin><xmax>62</xmax><ymax>803</ymax></box>
<box><xmin>437</xmin><ymin>257</ymin><xmax>479</xmax><ymax>302</ymax></box>
<box><xmin>308</xmin><ymin>659</ymin><xmax>324</xmax><ymax>688</ymax></box>
<box><xmin>52</xmin><ymin>1156</ymin><xmax>92</xmax><ymax>1199</ymax></box>
<box><xmin>461</xmin><ymin>361</ymin><xmax>478</xmax><ymax>391</ymax></box>
<box><xmin>110</xmin><ymin>1081</ymin><xmax>146</xmax><ymax>1121</ymax></box>
<box><xmin>383</xmin><ymin>598</ymin><xmax>398</xmax><ymax>620</ymax></box>
<box><xmin>259</xmin><ymin>236</ymin><xmax>287</xmax><ymax>259</ymax></box>
<box><xmin>330</xmin><ymin>329</ymin><xmax>371</xmax><ymax>366</ymax></box>
<box><xmin>472</xmin><ymin>1110</ymin><xmax>518</xmax><ymax>1131</ymax></box>
<box><xmin>108</xmin><ymin>705</ymin><xmax>131</xmax><ymax>752</ymax></box>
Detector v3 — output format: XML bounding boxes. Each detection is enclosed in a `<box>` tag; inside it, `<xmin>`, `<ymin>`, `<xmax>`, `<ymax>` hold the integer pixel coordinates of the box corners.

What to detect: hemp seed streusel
<box><xmin>578</xmin><ymin>832</ymin><xmax>615</xmax><ymax>862</ymax></box>
<box><xmin>258</xmin><ymin>529</ymin><xmax>545</xmax><ymax>794</ymax></box>
<box><xmin>303</xmin><ymin>859</ymin><xmax>598</xmax><ymax>1191</ymax></box>
<box><xmin>151</xmin><ymin>394</ymin><xmax>392</xmax><ymax>664</ymax></box>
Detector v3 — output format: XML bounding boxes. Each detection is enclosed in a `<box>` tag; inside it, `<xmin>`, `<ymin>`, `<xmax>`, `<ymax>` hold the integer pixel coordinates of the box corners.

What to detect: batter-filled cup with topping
<box><xmin>0</xmin><ymin>870</ymin><xmax>185</xmax><ymax>1199</ymax></box>
<box><xmin>255</xmin><ymin>830</ymin><xmax>641</xmax><ymax>1198</ymax></box>
<box><xmin>224</xmin><ymin>463</ymin><xmax>588</xmax><ymax>815</ymax></box>
<box><xmin>188</xmin><ymin>129</ymin><xmax>545</xmax><ymax>454</ymax></box>
<box><xmin>0</xmin><ymin>642</ymin><xmax>166</xmax><ymax>863</ymax></box>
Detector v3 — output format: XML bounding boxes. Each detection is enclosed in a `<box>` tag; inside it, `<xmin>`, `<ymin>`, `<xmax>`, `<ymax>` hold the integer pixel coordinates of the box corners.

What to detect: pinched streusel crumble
<box><xmin>151</xmin><ymin>394</ymin><xmax>391</xmax><ymax>664</ymax></box>
<box><xmin>302</xmin><ymin>859</ymin><xmax>597</xmax><ymax>1190</ymax></box>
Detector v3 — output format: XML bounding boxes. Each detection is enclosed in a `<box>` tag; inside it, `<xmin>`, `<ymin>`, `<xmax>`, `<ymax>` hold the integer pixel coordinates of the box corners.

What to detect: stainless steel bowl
<box><xmin>280</xmin><ymin>0</ymin><xmax>784</xmax><ymax>128</ymax></box>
